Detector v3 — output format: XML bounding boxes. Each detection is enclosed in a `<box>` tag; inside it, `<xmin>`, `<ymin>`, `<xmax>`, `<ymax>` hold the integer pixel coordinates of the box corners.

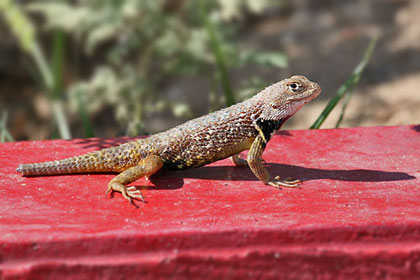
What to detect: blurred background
<box><xmin>1</xmin><ymin>0</ymin><xmax>419</xmax><ymax>141</ymax></box>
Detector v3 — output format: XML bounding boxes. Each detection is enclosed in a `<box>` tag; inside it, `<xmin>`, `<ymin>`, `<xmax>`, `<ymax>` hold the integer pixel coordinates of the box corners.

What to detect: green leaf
<box><xmin>201</xmin><ymin>3</ymin><xmax>236</xmax><ymax>106</ymax></box>
<box><xmin>1</xmin><ymin>0</ymin><xmax>71</xmax><ymax>139</ymax></box>
<box><xmin>241</xmin><ymin>50</ymin><xmax>288</xmax><ymax>68</ymax></box>
<box><xmin>310</xmin><ymin>37</ymin><xmax>377</xmax><ymax>129</ymax></box>
<box><xmin>0</xmin><ymin>111</ymin><xmax>14</xmax><ymax>142</ymax></box>
<box><xmin>86</xmin><ymin>21</ymin><xmax>121</xmax><ymax>54</ymax></box>
<box><xmin>74</xmin><ymin>89</ymin><xmax>95</xmax><ymax>138</ymax></box>
<box><xmin>27</xmin><ymin>2</ymin><xmax>90</xmax><ymax>32</ymax></box>
<box><xmin>0</xmin><ymin>0</ymin><xmax>36</xmax><ymax>52</ymax></box>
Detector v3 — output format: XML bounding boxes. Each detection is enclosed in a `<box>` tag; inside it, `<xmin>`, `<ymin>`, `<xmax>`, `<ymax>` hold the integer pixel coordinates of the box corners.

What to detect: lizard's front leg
<box><xmin>247</xmin><ymin>135</ymin><xmax>301</xmax><ymax>188</ymax></box>
<box><xmin>107</xmin><ymin>155</ymin><xmax>163</xmax><ymax>206</ymax></box>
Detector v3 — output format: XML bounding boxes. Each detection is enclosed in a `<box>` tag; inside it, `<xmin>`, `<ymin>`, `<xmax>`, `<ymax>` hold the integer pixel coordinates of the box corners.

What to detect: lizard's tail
<box><xmin>17</xmin><ymin>149</ymin><xmax>128</xmax><ymax>176</ymax></box>
<box><xmin>17</xmin><ymin>161</ymin><xmax>77</xmax><ymax>176</ymax></box>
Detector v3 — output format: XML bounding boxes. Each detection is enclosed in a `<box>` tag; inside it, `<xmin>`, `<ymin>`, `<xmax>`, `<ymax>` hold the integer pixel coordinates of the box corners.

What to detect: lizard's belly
<box><xmin>162</xmin><ymin>137</ymin><xmax>255</xmax><ymax>171</ymax></box>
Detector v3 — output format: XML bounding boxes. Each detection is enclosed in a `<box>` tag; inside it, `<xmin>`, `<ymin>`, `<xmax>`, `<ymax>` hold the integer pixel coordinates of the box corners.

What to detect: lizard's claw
<box><xmin>126</xmin><ymin>186</ymin><xmax>145</xmax><ymax>203</ymax></box>
<box><xmin>107</xmin><ymin>183</ymin><xmax>145</xmax><ymax>207</ymax></box>
<box><xmin>268</xmin><ymin>176</ymin><xmax>301</xmax><ymax>189</ymax></box>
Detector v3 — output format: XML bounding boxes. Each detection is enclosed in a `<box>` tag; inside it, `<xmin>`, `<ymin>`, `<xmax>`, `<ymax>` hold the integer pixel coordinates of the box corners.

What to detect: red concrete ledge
<box><xmin>1</xmin><ymin>125</ymin><xmax>419</xmax><ymax>278</ymax></box>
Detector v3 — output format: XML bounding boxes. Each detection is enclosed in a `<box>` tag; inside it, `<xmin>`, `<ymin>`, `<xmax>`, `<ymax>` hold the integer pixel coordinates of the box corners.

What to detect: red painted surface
<box><xmin>1</xmin><ymin>125</ymin><xmax>420</xmax><ymax>279</ymax></box>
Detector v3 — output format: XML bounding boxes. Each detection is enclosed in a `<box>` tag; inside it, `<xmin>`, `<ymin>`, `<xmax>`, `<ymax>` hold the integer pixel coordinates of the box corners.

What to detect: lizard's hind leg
<box><xmin>107</xmin><ymin>155</ymin><xmax>163</xmax><ymax>206</ymax></box>
<box><xmin>231</xmin><ymin>153</ymin><xmax>266</xmax><ymax>167</ymax></box>
<box><xmin>231</xmin><ymin>154</ymin><xmax>248</xmax><ymax>167</ymax></box>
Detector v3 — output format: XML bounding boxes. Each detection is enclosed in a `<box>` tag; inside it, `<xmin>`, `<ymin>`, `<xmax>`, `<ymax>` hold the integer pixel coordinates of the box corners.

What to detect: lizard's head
<box><xmin>258</xmin><ymin>75</ymin><xmax>321</xmax><ymax>120</ymax></box>
<box><xmin>282</xmin><ymin>75</ymin><xmax>321</xmax><ymax>103</ymax></box>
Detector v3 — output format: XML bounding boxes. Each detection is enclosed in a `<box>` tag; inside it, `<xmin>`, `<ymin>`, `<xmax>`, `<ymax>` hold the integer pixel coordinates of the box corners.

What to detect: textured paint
<box><xmin>1</xmin><ymin>125</ymin><xmax>420</xmax><ymax>278</ymax></box>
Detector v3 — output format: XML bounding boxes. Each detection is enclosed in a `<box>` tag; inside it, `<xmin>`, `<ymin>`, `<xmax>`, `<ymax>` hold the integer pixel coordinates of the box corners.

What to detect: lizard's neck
<box><xmin>255</xmin><ymin>118</ymin><xmax>288</xmax><ymax>143</ymax></box>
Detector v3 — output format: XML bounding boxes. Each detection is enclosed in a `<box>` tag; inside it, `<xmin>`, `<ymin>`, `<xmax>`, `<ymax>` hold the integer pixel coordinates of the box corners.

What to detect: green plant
<box><xmin>0</xmin><ymin>111</ymin><xmax>14</xmax><ymax>142</ymax></box>
<box><xmin>311</xmin><ymin>37</ymin><xmax>377</xmax><ymax>129</ymax></box>
<box><xmin>4</xmin><ymin>0</ymin><xmax>373</xmax><ymax>140</ymax></box>
<box><xmin>0</xmin><ymin>0</ymin><xmax>72</xmax><ymax>139</ymax></box>
<box><xmin>22</xmin><ymin>0</ymin><xmax>287</xmax><ymax>136</ymax></box>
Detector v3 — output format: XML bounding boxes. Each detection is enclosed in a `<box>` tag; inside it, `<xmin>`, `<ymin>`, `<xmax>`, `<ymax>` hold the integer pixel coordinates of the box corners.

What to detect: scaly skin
<box><xmin>17</xmin><ymin>75</ymin><xmax>321</xmax><ymax>206</ymax></box>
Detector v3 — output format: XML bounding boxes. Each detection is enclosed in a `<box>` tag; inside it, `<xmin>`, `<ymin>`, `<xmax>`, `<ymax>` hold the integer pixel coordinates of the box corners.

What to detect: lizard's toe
<box><xmin>107</xmin><ymin>182</ymin><xmax>145</xmax><ymax>206</ymax></box>
<box><xmin>268</xmin><ymin>176</ymin><xmax>302</xmax><ymax>189</ymax></box>
<box><xmin>126</xmin><ymin>186</ymin><xmax>145</xmax><ymax>202</ymax></box>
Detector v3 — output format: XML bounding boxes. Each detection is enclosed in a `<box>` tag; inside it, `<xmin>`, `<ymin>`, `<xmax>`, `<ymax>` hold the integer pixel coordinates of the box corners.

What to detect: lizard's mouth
<box><xmin>309</xmin><ymin>82</ymin><xmax>322</xmax><ymax>98</ymax></box>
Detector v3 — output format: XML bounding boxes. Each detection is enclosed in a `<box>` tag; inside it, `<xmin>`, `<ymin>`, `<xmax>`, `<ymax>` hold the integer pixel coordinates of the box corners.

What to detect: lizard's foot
<box><xmin>267</xmin><ymin>176</ymin><xmax>301</xmax><ymax>189</ymax></box>
<box><xmin>106</xmin><ymin>182</ymin><xmax>145</xmax><ymax>207</ymax></box>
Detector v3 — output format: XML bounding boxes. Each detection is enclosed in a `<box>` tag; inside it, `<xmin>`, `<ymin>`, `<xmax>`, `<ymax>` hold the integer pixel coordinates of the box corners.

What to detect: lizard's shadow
<box><xmin>144</xmin><ymin>163</ymin><xmax>415</xmax><ymax>190</ymax></box>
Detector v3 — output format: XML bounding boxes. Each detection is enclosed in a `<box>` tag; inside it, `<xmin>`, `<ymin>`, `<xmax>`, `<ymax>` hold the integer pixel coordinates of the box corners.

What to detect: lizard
<box><xmin>17</xmin><ymin>75</ymin><xmax>321</xmax><ymax>207</ymax></box>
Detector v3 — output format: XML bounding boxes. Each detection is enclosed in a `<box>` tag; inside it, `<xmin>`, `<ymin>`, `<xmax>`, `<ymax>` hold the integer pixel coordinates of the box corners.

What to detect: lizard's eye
<box><xmin>288</xmin><ymin>82</ymin><xmax>302</xmax><ymax>92</ymax></box>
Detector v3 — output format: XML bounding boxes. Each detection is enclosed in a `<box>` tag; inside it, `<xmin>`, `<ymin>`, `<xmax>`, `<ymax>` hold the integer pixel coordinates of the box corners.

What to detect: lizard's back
<box><xmin>17</xmin><ymin>97</ymin><xmax>261</xmax><ymax>175</ymax></box>
<box><xmin>155</xmin><ymin>97</ymin><xmax>260</xmax><ymax>170</ymax></box>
